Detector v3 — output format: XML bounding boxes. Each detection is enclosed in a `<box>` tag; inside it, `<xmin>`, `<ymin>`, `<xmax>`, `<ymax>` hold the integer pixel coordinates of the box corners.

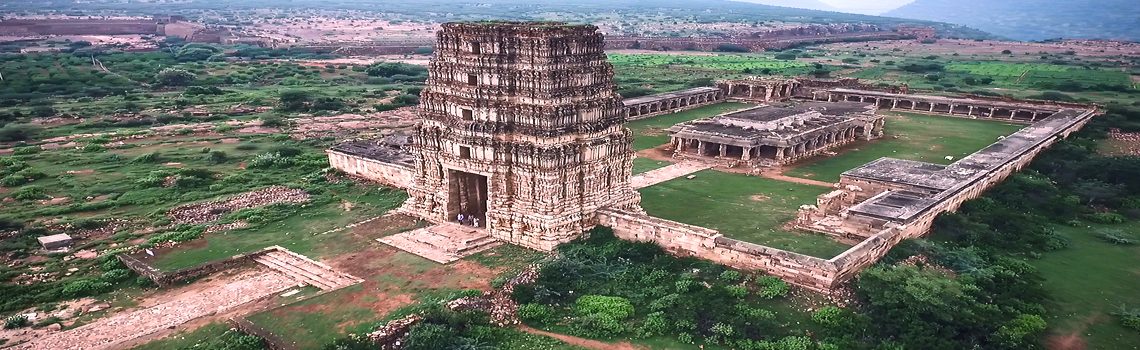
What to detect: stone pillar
<box><xmin>968</xmin><ymin>106</ymin><xmax>975</xmax><ymax>116</ymax></box>
<box><xmin>748</xmin><ymin>85</ymin><xmax>755</xmax><ymax>99</ymax></box>
<box><xmin>718</xmin><ymin>144</ymin><xmax>727</xmax><ymax>158</ymax></box>
<box><xmin>775</xmin><ymin>147</ymin><xmax>785</xmax><ymax>160</ymax></box>
<box><xmin>929</xmin><ymin>103</ymin><xmax>935</xmax><ymax>112</ymax></box>
<box><xmin>950</xmin><ymin>105</ymin><xmax>957</xmax><ymax>114</ymax></box>
<box><xmin>743</xmin><ymin>147</ymin><xmax>752</xmax><ymax>161</ymax></box>
<box><xmin>765</xmin><ymin>87</ymin><xmax>773</xmax><ymax>101</ymax></box>
<box><xmin>891</xmin><ymin>99</ymin><xmax>898</xmax><ymax>109</ymax></box>
<box><xmin>698</xmin><ymin>141</ymin><xmax>706</xmax><ymax>156</ymax></box>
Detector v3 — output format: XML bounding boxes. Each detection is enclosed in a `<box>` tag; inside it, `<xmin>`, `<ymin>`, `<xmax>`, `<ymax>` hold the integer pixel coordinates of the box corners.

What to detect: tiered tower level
<box><xmin>400</xmin><ymin>21</ymin><xmax>642</xmax><ymax>251</ymax></box>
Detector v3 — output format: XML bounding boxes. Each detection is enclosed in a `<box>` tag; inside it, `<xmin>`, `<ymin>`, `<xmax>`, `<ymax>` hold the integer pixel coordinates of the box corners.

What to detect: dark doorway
<box><xmin>449</xmin><ymin>170</ymin><xmax>489</xmax><ymax>225</ymax></box>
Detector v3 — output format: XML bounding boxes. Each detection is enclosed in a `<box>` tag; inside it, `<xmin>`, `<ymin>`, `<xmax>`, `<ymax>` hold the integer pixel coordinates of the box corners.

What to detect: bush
<box><xmin>155</xmin><ymin>67</ymin><xmax>196</xmax><ymax>86</ymax></box>
<box><xmin>2</xmin><ymin>174</ymin><xmax>28</xmax><ymax>187</ymax></box>
<box><xmin>147</xmin><ymin>224</ymin><xmax>206</xmax><ymax>243</ymax></box>
<box><xmin>11</xmin><ymin>186</ymin><xmax>46</xmax><ymax>201</ymax></box>
<box><xmin>61</xmin><ymin>279</ymin><xmax>113</xmax><ymax>298</ymax></box>
<box><xmin>755</xmin><ymin>276</ymin><xmax>789</xmax><ymax>299</ymax></box>
<box><xmin>1096</xmin><ymin>230</ymin><xmax>1136</xmax><ymax>245</ymax></box>
<box><xmin>247</xmin><ymin>152</ymin><xmax>294</xmax><ymax>169</ymax></box>
<box><xmin>12</xmin><ymin>146</ymin><xmax>39</xmax><ymax>155</ymax></box>
<box><xmin>204</xmin><ymin>150</ymin><xmax>229</xmax><ymax>164</ymax></box>
<box><xmin>570</xmin><ymin>313</ymin><xmax>626</xmax><ymax>338</ymax></box>
<box><xmin>1084</xmin><ymin>212</ymin><xmax>1126</xmax><ymax>224</ymax></box>
<box><xmin>575</xmin><ymin>295</ymin><xmax>634</xmax><ymax>320</ymax></box>
<box><xmin>4</xmin><ymin>314</ymin><xmax>27</xmax><ymax>329</ymax></box>
<box><xmin>518</xmin><ymin>303</ymin><xmax>555</xmax><ymax>324</ymax></box>
<box><xmin>1124</xmin><ymin>316</ymin><xmax>1140</xmax><ymax>331</ymax></box>
<box><xmin>725</xmin><ymin>285</ymin><xmax>748</xmax><ymax>298</ymax></box>
<box><xmin>719</xmin><ymin>270</ymin><xmax>742</xmax><ymax>283</ymax></box>
<box><xmin>0</xmin><ymin>124</ymin><xmax>41</xmax><ymax>142</ymax></box>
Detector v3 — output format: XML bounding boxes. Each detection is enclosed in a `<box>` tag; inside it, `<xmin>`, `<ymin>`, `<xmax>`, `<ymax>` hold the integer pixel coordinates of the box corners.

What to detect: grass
<box><xmin>783</xmin><ymin>112</ymin><xmax>1024</xmax><ymax>182</ymax></box>
<box><xmin>627</xmin><ymin>102</ymin><xmax>754</xmax><ymax>151</ymax></box>
<box><xmin>638</xmin><ymin>169</ymin><xmax>849</xmax><ymax>258</ymax></box>
<box><xmin>633</xmin><ymin>157</ymin><xmax>672</xmax><ymax>174</ymax></box>
<box><xmin>129</xmin><ymin>322</ymin><xmax>239</xmax><ymax>350</ymax></box>
<box><xmin>150</xmin><ymin>188</ymin><xmax>406</xmax><ymax>271</ymax></box>
<box><xmin>246</xmin><ymin>284</ymin><xmax>382</xmax><ymax>349</ymax></box>
<box><xmin>1034</xmin><ymin>222</ymin><xmax>1140</xmax><ymax>350</ymax></box>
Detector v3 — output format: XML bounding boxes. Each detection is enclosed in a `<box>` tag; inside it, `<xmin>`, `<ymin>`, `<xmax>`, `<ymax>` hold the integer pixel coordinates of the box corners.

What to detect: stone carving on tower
<box><xmin>399</xmin><ymin>21</ymin><xmax>642</xmax><ymax>251</ymax></box>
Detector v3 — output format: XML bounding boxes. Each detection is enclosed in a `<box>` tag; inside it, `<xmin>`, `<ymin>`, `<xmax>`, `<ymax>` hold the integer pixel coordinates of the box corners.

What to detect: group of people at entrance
<box><xmin>456</xmin><ymin>213</ymin><xmax>482</xmax><ymax>228</ymax></box>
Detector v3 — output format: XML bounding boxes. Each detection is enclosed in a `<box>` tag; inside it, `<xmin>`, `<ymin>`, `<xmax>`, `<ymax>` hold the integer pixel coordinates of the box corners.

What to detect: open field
<box><xmin>783</xmin><ymin>112</ymin><xmax>1024</xmax><ymax>182</ymax></box>
<box><xmin>633</xmin><ymin>157</ymin><xmax>672</xmax><ymax>174</ymax></box>
<box><xmin>610</xmin><ymin>53</ymin><xmax>812</xmax><ymax>73</ymax></box>
<box><xmin>626</xmin><ymin>102</ymin><xmax>753</xmax><ymax>151</ymax></box>
<box><xmin>639</xmin><ymin>169</ymin><xmax>848</xmax><ymax>258</ymax></box>
<box><xmin>1035</xmin><ymin>222</ymin><xmax>1140</xmax><ymax>350</ymax></box>
<box><xmin>945</xmin><ymin>62</ymin><xmax>1133</xmax><ymax>87</ymax></box>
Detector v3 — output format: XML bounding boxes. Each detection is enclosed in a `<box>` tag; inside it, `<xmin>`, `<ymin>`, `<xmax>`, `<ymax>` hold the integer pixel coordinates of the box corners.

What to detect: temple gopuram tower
<box><xmin>400</xmin><ymin>21</ymin><xmax>642</xmax><ymax>251</ymax></box>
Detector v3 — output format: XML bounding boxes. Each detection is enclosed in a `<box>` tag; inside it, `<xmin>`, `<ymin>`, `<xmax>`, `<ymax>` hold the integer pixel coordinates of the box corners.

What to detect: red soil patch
<box><xmin>220</xmin><ymin>138</ymin><xmax>241</xmax><ymax>144</ymax></box>
<box><xmin>66</xmin><ymin>169</ymin><xmax>96</xmax><ymax>175</ymax></box>
<box><xmin>1045</xmin><ymin>333</ymin><xmax>1087</xmax><ymax>350</ymax></box>
<box><xmin>236</xmin><ymin>126</ymin><xmax>280</xmax><ymax>134</ymax></box>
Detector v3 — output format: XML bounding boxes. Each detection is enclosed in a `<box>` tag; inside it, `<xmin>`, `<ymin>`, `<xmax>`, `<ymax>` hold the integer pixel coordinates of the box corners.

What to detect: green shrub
<box><xmin>204</xmin><ymin>150</ymin><xmax>229</xmax><ymax>164</ymax></box>
<box><xmin>1096</xmin><ymin>230</ymin><xmax>1136</xmax><ymax>245</ymax></box>
<box><xmin>755</xmin><ymin>276</ymin><xmax>789</xmax><ymax>299</ymax></box>
<box><xmin>2</xmin><ymin>174</ymin><xmax>28</xmax><ymax>187</ymax></box>
<box><xmin>11</xmin><ymin>186</ymin><xmax>46</xmax><ymax>201</ymax></box>
<box><xmin>147</xmin><ymin>224</ymin><xmax>206</xmax><ymax>243</ymax></box>
<box><xmin>1084</xmin><ymin>212</ymin><xmax>1126</xmax><ymax>224</ymax></box>
<box><xmin>569</xmin><ymin>313</ymin><xmax>626</xmax><ymax>338</ymax></box>
<box><xmin>575</xmin><ymin>295</ymin><xmax>634</xmax><ymax>320</ymax></box>
<box><xmin>131</xmin><ymin>152</ymin><xmax>161</xmax><ymax>163</ymax></box>
<box><xmin>4</xmin><ymin>314</ymin><xmax>27</xmax><ymax>329</ymax></box>
<box><xmin>639</xmin><ymin>311</ymin><xmax>669</xmax><ymax>337</ymax></box>
<box><xmin>812</xmin><ymin>306</ymin><xmax>844</xmax><ymax>327</ymax></box>
<box><xmin>81</xmin><ymin>144</ymin><xmax>105</xmax><ymax>153</ymax></box>
<box><xmin>11</xmin><ymin>146</ymin><xmax>39</xmax><ymax>155</ymax></box>
<box><xmin>719</xmin><ymin>270</ymin><xmax>742</xmax><ymax>283</ymax></box>
<box><xmin>61</xmin><ymin>279</ymin><xmax>113</xmax><ymax>298</ymax></box>
<box><xmin>1123</xmin><ymin>316</ymin><xmax>1140</xmax><ymax>331</ymax></box>
<box><xmin>725</xmin><ymin>285</ymin><xmax>748</xmax><ymax>298</ymax></box>
<box><xmin>518</xmin><ymin>303</ymin><xmax>555</xmax><ymax>324</ymax></box>
<box><xmin>247</xmin><ymin>152</ymin><xmax>294</xmax><ymax>169</ymax></box>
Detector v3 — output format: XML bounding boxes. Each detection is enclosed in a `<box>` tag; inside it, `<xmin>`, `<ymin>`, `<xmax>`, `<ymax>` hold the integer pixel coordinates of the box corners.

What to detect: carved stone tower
<box><xmin>400</xmin><ymin>21</ymin><xmax>642</xmax><ymax>251</ymax></box>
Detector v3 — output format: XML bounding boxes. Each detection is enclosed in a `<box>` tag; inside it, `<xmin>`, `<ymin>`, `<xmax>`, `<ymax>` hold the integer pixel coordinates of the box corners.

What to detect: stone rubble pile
<box><xmin>167</xmin><ymin>186</ymin><xmax>309</xmax><ymax>224</ymax></box>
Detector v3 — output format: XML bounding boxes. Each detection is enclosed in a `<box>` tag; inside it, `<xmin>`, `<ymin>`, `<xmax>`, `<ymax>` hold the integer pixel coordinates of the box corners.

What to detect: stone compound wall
<box><xmin>327</xmin><ymin>150</ymin><xmax>414</xmax><ymax>189</ymax></box>
<box><xmin>596</xmin><ymin>208</ymin><xmax>840</xmax><ymax>293</ymax></box>
<box><xmin>119</xmin><ymin>247</ymin><xmax>275</xmax><ymax>287</ymax></box>
<box><xmin>597</xmin><ymin>107</ymin><xmax>1095</xmax><ymax>293</ymax></box>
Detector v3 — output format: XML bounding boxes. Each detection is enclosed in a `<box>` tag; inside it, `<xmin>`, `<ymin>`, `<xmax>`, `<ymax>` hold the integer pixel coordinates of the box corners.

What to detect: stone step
<box><xmin>262</xmin><ymin>251</ymin><xmax>357</xmax><ymax>288</ymax></box>
<box><xmin>254</xmin><ymin>254</ymin><xmax>337</xmax><ymax>290</ymax></box>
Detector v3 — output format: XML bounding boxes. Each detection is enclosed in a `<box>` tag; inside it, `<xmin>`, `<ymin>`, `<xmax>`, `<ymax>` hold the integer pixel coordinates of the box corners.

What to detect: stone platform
<box><xmin>252</xmin><ymin>248</ymin><xmax>363</xmax><ymax>290</ymax></box>
<box><xmin>377</xmin><ymin>223</ymin><xmax>501</xmax><ymax>263</ymax></box>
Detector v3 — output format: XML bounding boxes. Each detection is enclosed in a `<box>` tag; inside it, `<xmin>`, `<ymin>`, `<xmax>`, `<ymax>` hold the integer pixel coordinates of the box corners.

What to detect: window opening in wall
<box><xmin>459</xmin><ymin>146</ymin><xmax>472</xmax><ymax>159</ymax></box>
<box><xmin>467</xmin><ymin>74</ymin><xmax>478</xmax><ymax>85</ymax></box>
<box><xmin>471</xmin><ymin>42</ymin><xmax>481</xmax><ymax>54</ymax></box>
<box><xmin>461</xmin><ymin>108</ymin><xmax>474</xmax><ymax>121</ymax></box>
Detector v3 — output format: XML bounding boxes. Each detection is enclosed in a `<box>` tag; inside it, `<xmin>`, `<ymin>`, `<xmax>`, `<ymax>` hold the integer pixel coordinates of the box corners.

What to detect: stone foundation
<box><xmin>327</xmin><ymin>150</ymin><xmax>414</xmax><ymax>189</ymax></box>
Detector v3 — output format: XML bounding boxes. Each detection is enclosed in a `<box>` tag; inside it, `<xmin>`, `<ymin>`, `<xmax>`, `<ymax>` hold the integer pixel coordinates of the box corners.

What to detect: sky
<box><xmin>818</xmin><ymin>0</ymin><xmax>915</xmax><ymax>14</ymax></box>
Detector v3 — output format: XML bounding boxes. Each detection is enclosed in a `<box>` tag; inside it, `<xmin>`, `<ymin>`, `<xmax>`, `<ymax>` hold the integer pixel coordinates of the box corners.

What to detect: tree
<box><xmin>277</xmin><ymin>89</ymin><xmax>313</xmax><ymax>112</ymax></box>
<box><xmin>155</xmin><ymin>68</ymin><xmax>195</xmax><ymax>86</ymax></box>
<box><xmin>715</xmin><ymin>44</ymin><xmax>750</xmax><ymax>53</ymax></box>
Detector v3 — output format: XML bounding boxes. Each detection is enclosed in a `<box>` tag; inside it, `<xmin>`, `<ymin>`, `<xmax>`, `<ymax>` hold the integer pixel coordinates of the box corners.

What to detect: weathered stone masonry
<box><xmin>398</xmin><ymin>22</ymin><xmax>642</xmax><ymax>252</ymax></box>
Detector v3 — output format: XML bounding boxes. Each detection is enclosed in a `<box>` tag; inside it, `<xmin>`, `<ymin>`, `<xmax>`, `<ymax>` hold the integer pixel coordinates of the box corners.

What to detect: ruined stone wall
<box><xmin>119</xmin><ymin>247</ymin><xmax>274</xmax><ymax>287</ymax></box>
<box><xmin>596</xmin><ymin>208</ymin><xmax>841</xmax><ymax>293</ymax></box>
<box><xmin>604</xmin><ymin>32</ymin><xmax>901</xmax><ymax>52</ymax></box>
<box><xmin>0</xmin><ymin>20</ymin><xmax>161</xmax><ymax>35</ymax></box>
<box><xmin>327</xmin><ymin>150</ymin><xmax>414</xmax><ymax>189</ymax></box>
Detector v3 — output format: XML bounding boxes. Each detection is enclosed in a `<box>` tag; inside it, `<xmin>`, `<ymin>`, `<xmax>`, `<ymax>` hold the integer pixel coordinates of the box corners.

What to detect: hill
<box><xmin>885</xmin><ymin>0</ymin><xmax>1140</xmax><ymax>41</ymax></box>
<box><xmin>5</xmin><ymin>0</ymin><xmax>996</xmax><ymax>40</ymax></box>
<box><xmin>729</xmin><ymin>0</ymin><xmax>837</xmax><ymax>12</ymax></box>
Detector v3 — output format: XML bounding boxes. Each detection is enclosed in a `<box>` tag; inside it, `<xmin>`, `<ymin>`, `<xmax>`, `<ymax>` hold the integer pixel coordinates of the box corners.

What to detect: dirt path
<box><xmin>631</xmin><ymin>160</ymin><xmax>714</xmax><ymax>189</ymax></box>
<box><xmin>14</xmin><ymin>268</ymin><xmax>295</xmax><ymax>350</ymax></box>
<box><xmin>517</xmin><ymin>325</ymin><xmax>646</xmax><ymax>350</ymax></box>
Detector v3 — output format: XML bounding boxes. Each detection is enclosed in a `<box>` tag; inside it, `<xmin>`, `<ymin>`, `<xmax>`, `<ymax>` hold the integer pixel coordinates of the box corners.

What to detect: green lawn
<box><xmin>1034</xmin><ymin>222</ymin><xmax>1140</xmax><ymax>350</ymax></box>
<box><xmin>627</xmin><ymin>102</ymin><xmax>754</xmax><ymax>151</ymax></box>
<box><xmin>150</xmin><ymin>188</ymin><xmax>407</xmax><ymax>271</ymax></box>
<box><xmin>129</xmin><ymin>323</ymin><xmax>244</xmax><ymax>350</ymax></box>
<box><xmin>633</xmin><ymin>157</ymin><xmax>672</xmax><ymax>174</ymax></box>
<box><xmin>783</xmin><ymin>112</ymin><xmax>1024</xmax><ymax>182</ymax></box>
<box><xmin>638</xmin><ymin>170</ymin><xmax>849</xmax><ymax>258</ymax></box>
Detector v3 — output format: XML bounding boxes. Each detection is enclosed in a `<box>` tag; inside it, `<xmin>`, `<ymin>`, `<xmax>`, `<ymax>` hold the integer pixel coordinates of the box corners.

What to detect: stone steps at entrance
<box><xmin>252</xmin><ymin>249</ymin><xmax>361</xmax><ymax>290</ymax></box>
<box><xmin>377</xmin><ymin>223</ymin><xmax>501</xmax><ymax>264</ymax></box>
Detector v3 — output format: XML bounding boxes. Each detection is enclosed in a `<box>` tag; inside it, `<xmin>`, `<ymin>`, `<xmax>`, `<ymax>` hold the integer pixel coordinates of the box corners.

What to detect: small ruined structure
<box><xmin>718</xmin><ymin>77</ymin><xmax>800</xmax><ymax>102</ymax></box>
<box><xmin>667</xmin><ymin>101</ymin><xmax>884</xmax><ymax>165</ymax></box>
<box><xmin>622</xmin><ymin>87</ymin><xmax>725</xmax><ymax>120</ymax></box>
<box><xmin>398</xmin><ymin>21</ymin><xmax>642</xmax><ymax>251</ymax></box>
<box><xmin>37</xmin><ymin>234</ymin><xmax>73</xmax><ymax>250</ymax></box>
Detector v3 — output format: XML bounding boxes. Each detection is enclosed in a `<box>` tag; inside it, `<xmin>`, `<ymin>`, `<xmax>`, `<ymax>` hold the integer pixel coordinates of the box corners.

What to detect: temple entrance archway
<box><xmin>448</xmin><ymin>170</ymin><xmax>489</xmax><ymax>224</ymax></box>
